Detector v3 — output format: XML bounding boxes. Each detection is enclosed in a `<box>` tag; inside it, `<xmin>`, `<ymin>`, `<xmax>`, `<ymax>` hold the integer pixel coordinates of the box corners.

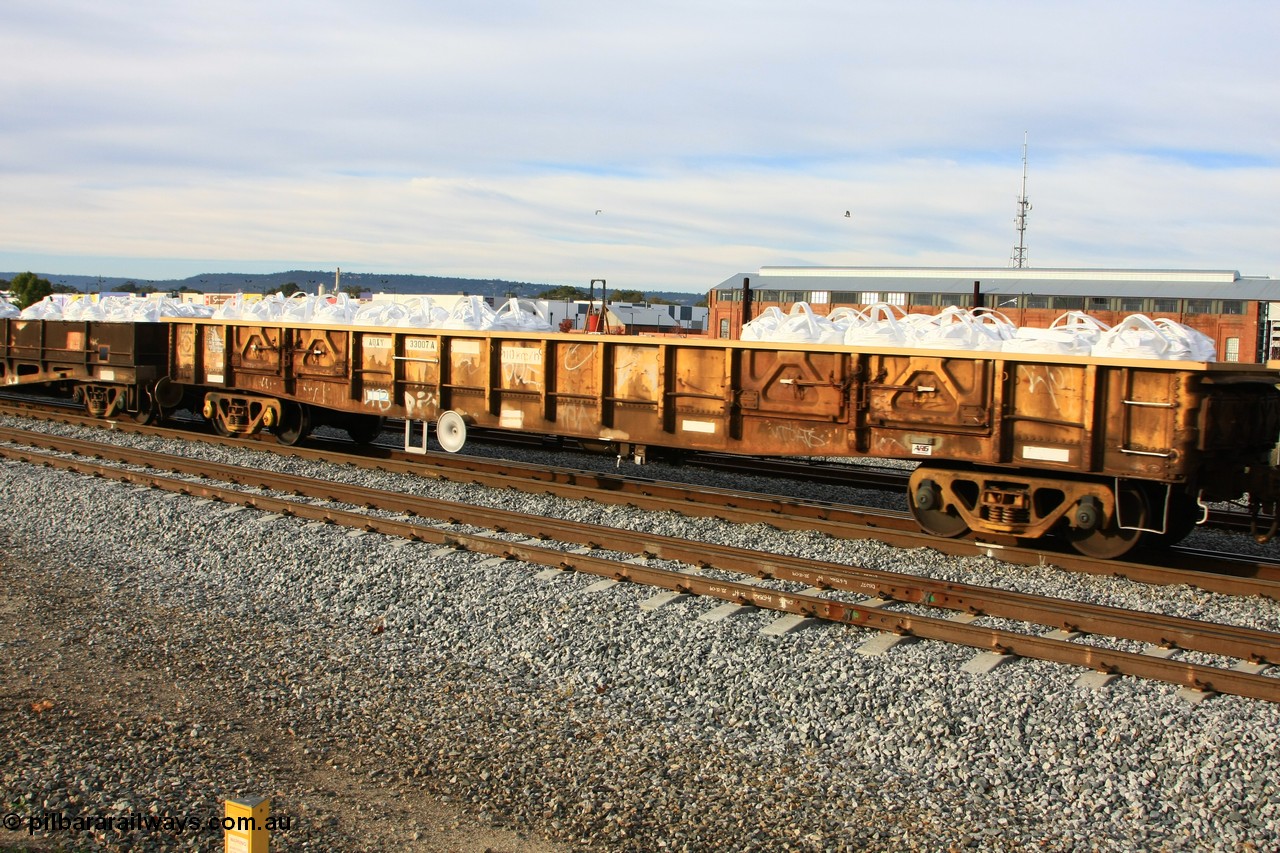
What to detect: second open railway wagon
<box><xmin>5</xmin><ymin>317</ymin><xmax>1280</xmax><ymax>559</ymax></box>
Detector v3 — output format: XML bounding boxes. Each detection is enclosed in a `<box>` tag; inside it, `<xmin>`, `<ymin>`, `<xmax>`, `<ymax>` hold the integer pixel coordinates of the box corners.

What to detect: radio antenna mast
<box><xmin>1011</xmin><ymin>132</ymin><xmax>1031</xmax><ymax>268</ymax></box>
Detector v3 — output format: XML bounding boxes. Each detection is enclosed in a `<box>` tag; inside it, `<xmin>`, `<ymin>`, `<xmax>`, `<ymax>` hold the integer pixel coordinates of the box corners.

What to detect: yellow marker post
<box><xmin>224</xmin><ymin>795</ymin><xmax>270</xmax><ymax>853</ymax></box>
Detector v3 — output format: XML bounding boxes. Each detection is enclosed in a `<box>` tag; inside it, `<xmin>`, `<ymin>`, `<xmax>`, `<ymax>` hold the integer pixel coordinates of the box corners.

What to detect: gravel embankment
<box><xmin>2</xmin><ymin>415</ymin><xmax>1280</xmax><ymax>852</ymax></box>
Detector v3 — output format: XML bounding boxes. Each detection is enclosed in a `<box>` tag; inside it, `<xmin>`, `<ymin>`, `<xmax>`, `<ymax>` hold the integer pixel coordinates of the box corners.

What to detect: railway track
<box><xmin>4</xmin><ymin>389</ymin><xmax>1273</xmax><ymax>537</ymax></box>
<box><xmin>2</xmin><ymin>426</ymin><xmax>1280</xmax><ymax>703</ymax></box>
<box><xmin>3</xmin><ymin>397</ymin><xmax>1280</xmax><ymax>597</ymax></box>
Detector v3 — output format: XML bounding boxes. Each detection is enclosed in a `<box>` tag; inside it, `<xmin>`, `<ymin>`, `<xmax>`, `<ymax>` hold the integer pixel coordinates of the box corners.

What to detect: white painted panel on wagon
<box><xmin>1022</xmin><ymin>445</ymin><xmax>1071</xmax><ymax>463</ymax></box>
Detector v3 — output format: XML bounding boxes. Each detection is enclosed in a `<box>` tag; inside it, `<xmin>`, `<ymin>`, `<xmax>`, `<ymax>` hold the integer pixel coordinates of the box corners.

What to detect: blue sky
<box><xmin>3</xmin><ymin>0</ymin><xmax>1277</xmax><ymax>293</ymax></box>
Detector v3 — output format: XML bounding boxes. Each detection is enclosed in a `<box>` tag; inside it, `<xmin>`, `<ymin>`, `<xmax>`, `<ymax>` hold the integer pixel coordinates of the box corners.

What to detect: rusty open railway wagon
<box><xmin>4</xmin><ymin>316</ymin><xmax>1280</xmax><ymax>559</ymax></box>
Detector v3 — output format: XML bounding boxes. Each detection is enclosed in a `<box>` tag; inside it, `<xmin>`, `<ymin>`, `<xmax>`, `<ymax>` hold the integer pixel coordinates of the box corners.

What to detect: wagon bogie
<box><xmin>201</xmin><ymin>392</ymin><xmax>281</xmax><ymax>438</ymax></box>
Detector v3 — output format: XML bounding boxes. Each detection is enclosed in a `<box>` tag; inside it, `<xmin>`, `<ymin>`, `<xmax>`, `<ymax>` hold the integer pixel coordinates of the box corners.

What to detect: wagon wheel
<box><xmin>274</xmin><ymin>402</ymin><xmax>313</xmax><ymax>446</ymax></box>
<box><xmin>152</xmin><ymin>376</ymin><xmax>185</xmax><ymax>421</ymax></box>
<box><xmin>207</xmin><ymin>410</ymin><xmax>234</xmax><ymax>437</ymax></box>
<box><xmin>1067</xmin><ymin>483</ymin><xmax>1150</xmax><ymax>559</ymax></box>
<box><xmin>345</xmin><ymin>414</ymin><xmax>385</xmax><ymax>445</ymax></box>
<box><xmin>133</xmin><ymin>385</ymin><xmax>160</xmax><ymax>425</ymax></box>
<box><xmin>909</xmin><ymin>477</ymin><xmax>969</xmax><ymax>538</ymax></box>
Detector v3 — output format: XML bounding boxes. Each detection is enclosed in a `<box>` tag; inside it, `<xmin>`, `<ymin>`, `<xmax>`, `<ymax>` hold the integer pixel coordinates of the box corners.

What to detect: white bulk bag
<box><xmin>914</xmin><ymin>306</ymin><xmax>1006</xmax><ymax>351</ymax></box>
<box><xmin>1153</xmin><ymin>318</ymin><xmax>1216</xmax><ymax>361</ymax></box>
<box><xmin>769</xmin><ymin>302</ymin><xmax>844</xmax><ymax>344</ymax></box>
<box><xmin>398</xmin><ymin>297</ymin><xmax>451</xmax><ymax>328</ymax></box>
<box><xmin>278</xmin><ymin>292</ymin><xmax>315</xmax><ymax>322</ymax></box>
<box><xmin>824</xmin><ymin>306</ymin><xmax>866</xmax><ymax>335</ymax></box>
<box><xmin>313</xmin><ymin>293</ymin><xmax>357</xmax><ymax>324</ymax></box>
<box><xmin>492</xmin><ymin>298</ymin><xmax>553</xmax><ymax>332</ymax></box>
<box><xmin>441</xmin><ymin>295</ymin><xmax>500</xmax><ymax>330</ymax></box>
<box><xmin>1091</xmin><ymin>314</ymin><xmax>1175</xmax><ymax>359</ymax></box>
<box><xmin>844</xmin><ymin>302</ymin><xmax>911</xmax><ymax>347</ymax></box>
<box><xmin>20</xmin><ymin>295</ymin><xmax>69</xmax><ymax>319</ymax></box>
<box><xmin>212</xmin><ymin>294</ymin><xmax>246</xmax><ymax>320</ymax></box>
<box><xmin>1003</xmin><ymin>311</ymin><xmax>1109</xmax><ymax>356</ymax></box>
<box><xmin>244</xmin><ymin>293</ymin><xmax>288</xmax><ymax>321</ymax></box>
<box><xmin>159</xmin><ymin>299</ymin><xmax>214</xmax><ymax>319</ymax></box>
<box><xmin>740</xmin><ymin>306</ymin><xmax>787</xmax><ymax>342</ymax></box>
<box><xmin>352</xmin><ymin>300</ymin><xmax>408</xmax><ymax>327</ymax></box>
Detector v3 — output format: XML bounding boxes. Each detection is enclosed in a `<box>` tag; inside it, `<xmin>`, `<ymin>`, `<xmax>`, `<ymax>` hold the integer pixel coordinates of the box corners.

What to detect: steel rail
<box><xmin>5</xmin><ymin>432</ymin><xmax>1280</xmax><ymax>674</ymax></box>
<box><xmin>3</xmin><ymin>415</ymin><xmax>1280</xmax><ymax>601</ymax></box>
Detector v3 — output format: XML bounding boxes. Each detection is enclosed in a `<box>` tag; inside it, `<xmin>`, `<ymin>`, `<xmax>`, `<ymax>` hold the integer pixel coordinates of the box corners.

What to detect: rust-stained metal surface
<box><xmin>165</xmin><ymin>319</ymin><xmax>1280</xmax><ymax>479</ymax></box>
<box><xmin>0</xmin><ymin>320</ymin><xmax>167</xmax><ymax>418</ymax></box>
<box><xmin>1</xmin><ymin>319</ymin><xmax>166</xmax><ymax>387</ymax></box>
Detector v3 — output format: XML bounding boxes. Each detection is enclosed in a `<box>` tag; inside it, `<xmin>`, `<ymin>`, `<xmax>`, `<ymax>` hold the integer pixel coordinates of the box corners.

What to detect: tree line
<box><xmin>3</xmin><ymin>273</ymin><xmax>706</xmax><ymax>310</ymax></box>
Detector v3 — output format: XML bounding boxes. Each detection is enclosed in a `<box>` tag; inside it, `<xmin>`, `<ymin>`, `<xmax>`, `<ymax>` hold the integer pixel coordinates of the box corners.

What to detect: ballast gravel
<box><xmin>2</xmin><ymin>414</ymin><xmax>1280</xmax><ymax>852</ymax></box>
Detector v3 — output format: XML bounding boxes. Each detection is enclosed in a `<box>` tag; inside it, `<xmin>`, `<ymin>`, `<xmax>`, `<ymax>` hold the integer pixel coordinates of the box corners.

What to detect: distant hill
<box><xmin>0</xmin><ymin>269</ymin><xmax>707</xmax><ymax>306</ymax></box>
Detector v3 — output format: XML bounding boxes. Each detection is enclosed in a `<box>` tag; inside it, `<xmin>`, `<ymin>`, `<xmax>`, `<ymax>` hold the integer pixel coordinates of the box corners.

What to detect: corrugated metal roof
<box><xmin>714</xmin><ymin>267</ymin><xmax>1280</xmax><ymax>300</ymax></box>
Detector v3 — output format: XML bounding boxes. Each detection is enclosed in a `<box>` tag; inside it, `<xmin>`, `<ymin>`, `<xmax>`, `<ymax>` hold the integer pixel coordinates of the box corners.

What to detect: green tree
<box><xmin>265</xmin><ymin>281</ymin><xmax>302</xmax><ymax>297</ymax></box>
<box><xmin>611</xmin><ymin>289</ymin><xmax>646</xmax><ymax>303</ymax></box>
<box><xmin>540</xmin><ymin>285</ymin><xmax>589</xmax><ymax>301</ymax></box>
<box><xmin>9</xmin><ymin>271</ymin><xmax>53</xmax><ymax>308</ymax></box>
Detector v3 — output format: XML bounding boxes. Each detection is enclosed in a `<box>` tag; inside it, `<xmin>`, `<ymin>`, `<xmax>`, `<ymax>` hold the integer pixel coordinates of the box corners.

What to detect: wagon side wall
<box><xmin>167</xmin><ymin>321</ymin><xmax>1280</xmax><ymax>488</ymax></box>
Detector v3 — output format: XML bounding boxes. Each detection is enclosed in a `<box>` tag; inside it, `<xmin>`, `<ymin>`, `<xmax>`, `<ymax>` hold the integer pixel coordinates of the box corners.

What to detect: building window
<box><xmin>1220</xmin><ymin>300</ymin><xmax>1245</xmax><ymax>315</ymax></box>
<box><xmin>716</xmin><ymin>289</ymin><xmax>739</xmax><ymax>302</ymax></box>
<box><xmin>756</xmin><ymin>290</ymin><xmax>779</xmax><ymax>303</ymax></box>
<box><xmin>831</xmin><ymin>291</ymin><xmax>861</xmax><ymax>304</ymax></box>
<box><xmin>782</xmin><ymin>291</ymin><xmax>804</xmax><ymax>303</ymax></box>
<box><xmin>1120</xmin><ymin>297</ymin><xmax>1145</xmax><ymax>312</ymax></box>
<box><xmin>1088</xmin><ymin>296</ymin><xmax>1114</xmax><ymax>310</ymax></box>
<box><xmin>719</xmin><ymin>318</ymin><xmax>730</xmax><ymax>339</ymax></box>
<box><xmin>936</xmin><ymin>292</ymin><xmax>969</xmax><ymax>307</ymax></box>
<box><xmin>1025</xmin><ymin>295</ymin><xmax>1050</xmax><ymax>309</ymax></box>
<box><xmin>809</xmin><ymin>291</ymin><xmax>830</xmax><ymax>304</ymax></box>
<box><xmin>1053</xmin><ymin>296</ymin><xmax>1084</xmax><ymax>310</ymax></box>
<box><xmin>883</xmin><ymin>292</ymin><xmax>907</xmax><ymax>306</ymax></box>
<box><xmin>1225</xmin><ymin>337</ymin><xmax>1240</xmax><ymax>362</ymax></box>
<box><xmin>1185</xmin><ymin>299</ymin><xmax>1213</xmax><ymax>314</ymax></box>
<box><xmin>1152</xmin><ymin>298</ymin><xmax>1180</xmax><ymax>313</ymax></box>
<box><xmin>859</xmin><ymin>291</ymin><xmax>881</xmax><ymax>304</ymax></box>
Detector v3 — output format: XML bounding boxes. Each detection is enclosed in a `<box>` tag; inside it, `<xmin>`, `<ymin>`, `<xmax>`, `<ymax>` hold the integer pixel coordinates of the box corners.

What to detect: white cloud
<box><xmin>2</xmin><ymin>0</ymin><xmax>1277</xmax><ymax>291</ymax></box>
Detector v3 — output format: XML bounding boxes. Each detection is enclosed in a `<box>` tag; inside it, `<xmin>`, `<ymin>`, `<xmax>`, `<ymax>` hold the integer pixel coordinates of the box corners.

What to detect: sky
<box><xmin>2</xmin><ymin>1</ymin><xmax>1278</xmax><ymax>294</ymax></box>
